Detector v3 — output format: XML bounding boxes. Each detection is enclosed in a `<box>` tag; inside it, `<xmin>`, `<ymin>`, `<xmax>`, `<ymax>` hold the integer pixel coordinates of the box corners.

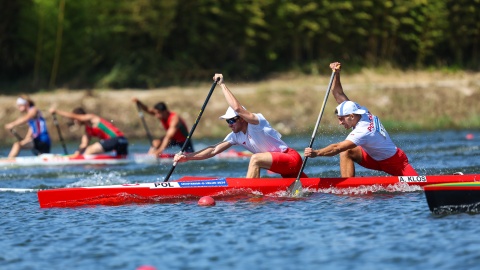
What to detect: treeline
<box><xmin>1</xmin><ymin>0</ymin><xmax>479</xmax><ymax>91</ymax></box>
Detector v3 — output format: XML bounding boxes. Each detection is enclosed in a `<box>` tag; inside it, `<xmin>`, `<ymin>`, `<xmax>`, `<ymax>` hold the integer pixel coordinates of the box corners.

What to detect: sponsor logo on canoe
<box><xmin>178</xmin><ymin>179</ymin><xmax>228</xmax><ymax>188</ymax></box>
<box><xmin>398</xmin><ymin>176</ymin><xmax>427</xmax><ymax>182</ymax></box>
<box><xmin>153</xmin><ymin>182</ymin><xmax>181</xmax><ymax>188</ymax></box>
<box><xmin>152</xmin><ymin>179</ymin><xmax>228</xmax><ymax>188</ymax></box>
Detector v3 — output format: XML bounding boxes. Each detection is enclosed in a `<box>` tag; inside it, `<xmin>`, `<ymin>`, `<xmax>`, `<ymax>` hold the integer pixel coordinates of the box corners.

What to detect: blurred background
<box><xmin>1</xmin><ymin>0</ymin><xmax>479</xmax><ymax>90</ymax></box>
<box><xmin>0</xmin><ymin>0</ymin><xmax>479</xmax><ymax>143</ymax></box>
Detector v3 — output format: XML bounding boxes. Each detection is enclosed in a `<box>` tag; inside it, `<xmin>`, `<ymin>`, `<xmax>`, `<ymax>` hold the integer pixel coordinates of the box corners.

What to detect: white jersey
<box><xmin>223</xmin><ymin>113</ymin><xmax>288</xmax><ymax>154</ymax></box>
<box><xmin>345</xmin><ymin>107</ymin><xmax>397</xmax><ymax>161</ymax></box>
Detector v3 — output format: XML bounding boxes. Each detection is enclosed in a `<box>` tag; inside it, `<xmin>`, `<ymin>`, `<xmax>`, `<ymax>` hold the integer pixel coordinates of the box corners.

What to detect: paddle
<box><xmin>10</xmin><ymin>128</ymin><xmax>41</xmax><ymax>155</ymax></box>
<box><xmin>52</xmin><ymin>112</ymin><xmax>68</xmax><ymax>154</ymax></box>
<box><xmin>287</xmin><ymin>70</ymin><xmax>337</xmax><ymax>197</ymax></box>
<box><xmin>163</xmin><ymin>78</ymin><xmax>219</xmax><ymax>182</ymax></box>
<box><xmin>135</xmin><ymin>102</ymin><xmax>154</xmax><ymax>146</ymax></box>
<box><xmin>10</xmin><ymin>128</ymin><xmax>23</xmax><ymax>142</ymax></box>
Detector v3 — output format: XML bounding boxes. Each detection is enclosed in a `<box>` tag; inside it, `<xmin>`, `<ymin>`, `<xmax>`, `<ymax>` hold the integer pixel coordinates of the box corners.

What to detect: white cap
<box><xmin>16</xmin><ymin>97</ymin><xmax>28</xmax><ymax>106</ymax></box>
<box><xmin>219</xmin><ymin>106</ymin><xmax>245</xmax><ymax>119</ymax></box>
<box><xmin>335</xmin><ymin>101</ymin><xmax>367</xmax><ymax>116</ymax></box>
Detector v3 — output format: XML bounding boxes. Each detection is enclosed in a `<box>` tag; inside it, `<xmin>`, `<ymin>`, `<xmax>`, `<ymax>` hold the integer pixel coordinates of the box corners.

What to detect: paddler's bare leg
<box><xmin>83</xmin><ymin>142</ymin><xmax>105</xmax><ymax>155</ymax></box>
<box><xmin>339</xmin><ymin>146</ymin><xmax>363</xmax><ymax>177</ymax></box>
<box><xmin>246</xmin><ymin>152</ymin><xmax>273</xmax><ymax>178</ymax></box>
<box><xmin>8</xmin><ymin>140</ymin><xmax>33</xmax><ymax>158</ymax></box>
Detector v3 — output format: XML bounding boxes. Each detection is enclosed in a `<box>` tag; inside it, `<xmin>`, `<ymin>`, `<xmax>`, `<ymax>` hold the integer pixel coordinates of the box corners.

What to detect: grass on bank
<box><xmin>0</xmin><ymin>68</ymin><xmax>479</xmax><ymax>146</ymax></box>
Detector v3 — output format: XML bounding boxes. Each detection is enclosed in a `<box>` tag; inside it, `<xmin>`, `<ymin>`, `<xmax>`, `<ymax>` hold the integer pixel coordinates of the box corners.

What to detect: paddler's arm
<box><xmin>305</xmin><ymin>140</ymin><xmax>357</xmax><ymax>157</ymax></box>
<box><xmin>4</xmin><ymin>106</ymin><xmax>38</xmax><ymax>130</ymax></box>
<box><xmin>214</xmin><ymin>73</ymin><xmax>259</xmax><ymax>125</ymax></box>
<box><xmin>74</xmin><ymin>134</ymin><xmax>90</xmax><ymax>156</ymax></box>
<box><xmin>50</xmin><ymin>108</ymin><xmax>94</xmax><ymax>122</ymax></box>
<box><xmin>132</xmin><ymin>98</ymin><xmax>155</xmax><ymax>115</ymax></box>
<box><xmin>153</xmin><ymin>114</ymin><xmax>180</xmax><ymax>155</ymax></box>
<box><xmin>329</xmin><ymin>62</ymin><xmax>350</xmax><ymax>104</ymax></box>
<box><xmin>174</xmin><ymin>141</ymin><xmax>232</xmax><ymax>162</ymax></box>
<box><xmin>19</xmin><ymin>128</ymin><xmax>34</xmax><ymax>144</ymax></box>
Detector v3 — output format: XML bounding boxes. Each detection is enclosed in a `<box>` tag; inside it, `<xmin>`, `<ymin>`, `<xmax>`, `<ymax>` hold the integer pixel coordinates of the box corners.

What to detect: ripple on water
<box><xmin>1</xmin><ymin>131</ymin><xmax>480</xmax><ymax>269</ymax></box>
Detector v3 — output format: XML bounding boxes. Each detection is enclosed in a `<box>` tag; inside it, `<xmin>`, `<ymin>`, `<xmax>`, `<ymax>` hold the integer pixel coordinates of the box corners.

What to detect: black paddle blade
<box><xmin>287</xmin><ymin>179</ymin><xmax>303</xmax><ymax>197</ymax></box>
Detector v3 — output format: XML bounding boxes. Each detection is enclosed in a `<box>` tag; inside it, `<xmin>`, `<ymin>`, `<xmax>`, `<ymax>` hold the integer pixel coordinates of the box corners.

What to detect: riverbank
<box><xmin>1</xmin><ymin>69</ymin><xmax>479</xmax><ymax>146</ymax></box>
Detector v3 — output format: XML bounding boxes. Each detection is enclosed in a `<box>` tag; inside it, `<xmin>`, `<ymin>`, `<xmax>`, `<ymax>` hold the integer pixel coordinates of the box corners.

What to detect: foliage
<box><xmin>1</xmin><ymin>0</ymin><xmax>479</xmax><ymax>91</ymax></box>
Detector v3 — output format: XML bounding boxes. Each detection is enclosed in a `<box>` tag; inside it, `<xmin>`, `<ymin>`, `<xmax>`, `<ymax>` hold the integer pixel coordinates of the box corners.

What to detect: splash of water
<box><xmin>67</xmin><ymin>171</ymin><xmax>129</xmax><ymax>187</ymax></box>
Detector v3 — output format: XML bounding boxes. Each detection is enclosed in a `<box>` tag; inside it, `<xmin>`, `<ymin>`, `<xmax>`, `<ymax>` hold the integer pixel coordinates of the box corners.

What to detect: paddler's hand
<box><xmin>329</xmin><ymin>62</ymin><xmax>341</xmax><ymax>72</ymax></box>
<box><xmin>213</xmin><ymin>73</ymin><xmax>224</xmax><ymax>85</ymax></box>
<box><xmin>304</xmin><ymin>147</ymin><xmax>317</xmax><ymax>158</ymax></box>
<box><xmin>173</xmin><ymin>152</ymin><xmax>188</xmax><ymax>163</ymax></box>
<box><xmin>5</xmin><ymin>123</ymin><xmax>14</xmax><ymax>130</ymax></box>
<box><xmin>148</xmin><ymin>147</ymin><xmax>162</xmax><ymax>157</ymax></box>
<box><xmin>132</xmin><ymin>97</ymin><xmax>139</xmax><ymax>103</ymax></box>
<box><xmin>49</xmin><ymin>107</ymin><xmax>56</xmax><ymax>114</ymax></box>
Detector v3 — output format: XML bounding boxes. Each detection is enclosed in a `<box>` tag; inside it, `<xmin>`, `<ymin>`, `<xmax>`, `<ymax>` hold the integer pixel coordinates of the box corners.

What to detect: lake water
<box><xmin>1</xmin><ymin>129</ymin><xmax>479</xmax><ymax>270</ymax></box>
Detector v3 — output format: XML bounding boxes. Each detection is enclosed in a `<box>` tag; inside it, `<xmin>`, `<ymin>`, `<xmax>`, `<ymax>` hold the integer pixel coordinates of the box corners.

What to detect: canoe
<box><xmin>0</xmin><ymin>153</ymin><xmax>130</xmax><ymax>167</ymax></box>
<box><xmin>37</xmin><ymin>174</ymin><xmax>480</xmax><ymax>208</ymax></box>
<box><xmin>424</xmin><ymin>182</ymin><xmax>480</xmax><ymax>214</ymax></box>
<box><xmin>0</xmin><ymin>149</ymin><xmax>251</xmax><ymax>167</ymax></box>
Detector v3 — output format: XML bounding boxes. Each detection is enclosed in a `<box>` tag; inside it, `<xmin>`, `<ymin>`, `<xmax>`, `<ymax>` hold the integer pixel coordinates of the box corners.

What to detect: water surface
<box><xmin>1</xmin><ymin>130</ymin><xmax>479</xmax><ymax>270</ymax></box>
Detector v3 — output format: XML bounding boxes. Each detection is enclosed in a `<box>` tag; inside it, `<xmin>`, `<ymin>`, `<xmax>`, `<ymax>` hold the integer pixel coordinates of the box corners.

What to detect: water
<box><xmin>1</xmin><ymin>130</ymin><xmax>479</xmax><ymax>270</ymax></box>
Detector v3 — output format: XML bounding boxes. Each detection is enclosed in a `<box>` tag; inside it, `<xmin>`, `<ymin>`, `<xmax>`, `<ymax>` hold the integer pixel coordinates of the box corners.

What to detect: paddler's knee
<box><xmin>341</xmin><ymin>147</ymin><xmax>362</xmax><ymax>161</ymax></box>
<box><xmin>249</xmin><ymin>154</ymin><xmax>261</xmax><ymax>166</ymax></box>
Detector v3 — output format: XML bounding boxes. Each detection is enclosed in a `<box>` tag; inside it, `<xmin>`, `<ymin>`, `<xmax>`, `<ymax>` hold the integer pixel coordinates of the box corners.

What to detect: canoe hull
<box><xmin>38</xmin><ymin>174</ymin><xmax>480</xmax><ymax>208</ymax></box>
<box><xmin>424</xmin><ymin>182</ymin><xmax>480</xmax><ymax>214</ymax></box>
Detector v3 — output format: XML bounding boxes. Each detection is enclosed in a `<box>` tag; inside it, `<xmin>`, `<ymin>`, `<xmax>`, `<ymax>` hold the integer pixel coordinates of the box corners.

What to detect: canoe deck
<box><xmin>0</xmin><ymin>153</ymin><xmax>129</xmax><ymax>167</ymax></box>
<box><xmin>1</xmin><ymin>149</ymin><xmax>251</xmax><ymax>167</ymax></box>
<box><xmin>37</xmin><ymin>174</ymin><xmax>480</xmax><ymax>208</ymax></box>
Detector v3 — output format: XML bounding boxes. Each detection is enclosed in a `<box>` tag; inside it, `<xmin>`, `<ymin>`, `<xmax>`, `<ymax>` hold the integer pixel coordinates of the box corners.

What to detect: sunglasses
<box><xmin>226</xmin><ymin>117</ymin><xmax>240</xmax><ymax>125</ymax></box>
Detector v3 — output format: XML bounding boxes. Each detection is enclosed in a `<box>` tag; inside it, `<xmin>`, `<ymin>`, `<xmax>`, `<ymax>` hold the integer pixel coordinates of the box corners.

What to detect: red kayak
<box><xmin>424</xmin><ymin>182</ymin><xmax>480</xmax><ymax>214</ymax></box>
<box><xmin>37</xmin><ymin>174</ymin><xmax>480</xmax><ymax>208</ymax></box>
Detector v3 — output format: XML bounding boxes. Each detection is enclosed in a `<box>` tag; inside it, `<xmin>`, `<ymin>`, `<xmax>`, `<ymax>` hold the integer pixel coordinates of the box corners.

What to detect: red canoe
<box><xmin>424</xmin><ymin>182</ymin><xmax>480</xmax><ymax>214</ymax></box>
<box><xmin>37</xmin><ymin>174</ymin><xmax>480</xmax><ymax>208</ymax></box>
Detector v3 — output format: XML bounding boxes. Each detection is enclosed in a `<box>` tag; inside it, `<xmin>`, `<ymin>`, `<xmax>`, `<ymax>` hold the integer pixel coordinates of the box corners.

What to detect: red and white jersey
<box><xmin>223</xmin><ymin>113</ymin><xmax>288</xmax><ymax>154</ymax></box>
<box><xmin>346</xmin><ymin>108</ymin><xmax>397</xmax><ymax>161</ymax></box>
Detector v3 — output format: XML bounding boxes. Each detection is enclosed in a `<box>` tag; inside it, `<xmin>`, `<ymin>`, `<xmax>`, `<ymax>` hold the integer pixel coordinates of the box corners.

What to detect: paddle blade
<box><xmin>287</xmin><ymin>179</ymin><xmax>303</xmax><ymax>197</ymax></box>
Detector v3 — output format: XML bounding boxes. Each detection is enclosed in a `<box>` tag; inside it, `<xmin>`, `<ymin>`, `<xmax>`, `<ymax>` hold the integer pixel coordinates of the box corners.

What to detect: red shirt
<box><xmin>160</xmin><ymin>112</ymin><xmax>189</xmax><ymax>142</ymax></box>
<box><xmin>86</xmin><ymin>118</ymin><xmax>124</xmax><ymax>139</ymax></box>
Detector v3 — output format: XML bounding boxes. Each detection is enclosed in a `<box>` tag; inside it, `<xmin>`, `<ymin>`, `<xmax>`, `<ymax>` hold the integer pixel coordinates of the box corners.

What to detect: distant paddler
<box><xmin>4</xmin><ymin>95</ymin><xmax>51</xmax><ymax>157</ymax></box>
<box><xmin>304</xmin><ymin>62</ymin><xmax>418</xmax><ymax>177</ymax></box>
<box><xmin>132</xmin><ymin>98</ymin><xmax>194</xmax><ymax>157</ymax></box>
<box><xmin>174</xmin><ymin>73</ymin><xmax>308</xmax><ymax>179</ymax></box>
<box><xmin>49</xmin><ymin>107</ymin><xmax>128</xmax><ymax>157</ymax></box>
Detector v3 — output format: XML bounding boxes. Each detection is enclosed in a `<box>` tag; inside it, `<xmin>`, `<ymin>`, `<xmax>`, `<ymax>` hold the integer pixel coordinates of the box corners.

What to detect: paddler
<box><xmin>174</xmin><ymin>74</ymin><xmax>308</xmax><ymax>179</ymax></box>
<box><xmin>132</xmin><ymin>98</ymin><xmax>194</xmax><ymax>156</ymax></box>
<box><xmin>304</xmin><ymin>62</ymin><xmax>418</xmax><ymax>177</ymax></box>
<box><xmin>4</xmin><ymin>95</ymin><xmax>51</xmax><ymax>157</ymax></box>
<box><xmin>49</xmin><ymin>107</ymin><xmax>128</xmax><ymax>157</ymax></box>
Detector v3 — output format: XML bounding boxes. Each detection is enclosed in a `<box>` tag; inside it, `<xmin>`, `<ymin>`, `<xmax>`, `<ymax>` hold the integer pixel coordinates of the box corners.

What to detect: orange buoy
<box><xmin>136</xmin><ymin>265</ymin><xmax>157</xmax><ymax>270</ymax></box>
<box><xmin>198</xmin><ymin>196</ymin><xmax>216</xmax><ymax>206</ymax></box>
